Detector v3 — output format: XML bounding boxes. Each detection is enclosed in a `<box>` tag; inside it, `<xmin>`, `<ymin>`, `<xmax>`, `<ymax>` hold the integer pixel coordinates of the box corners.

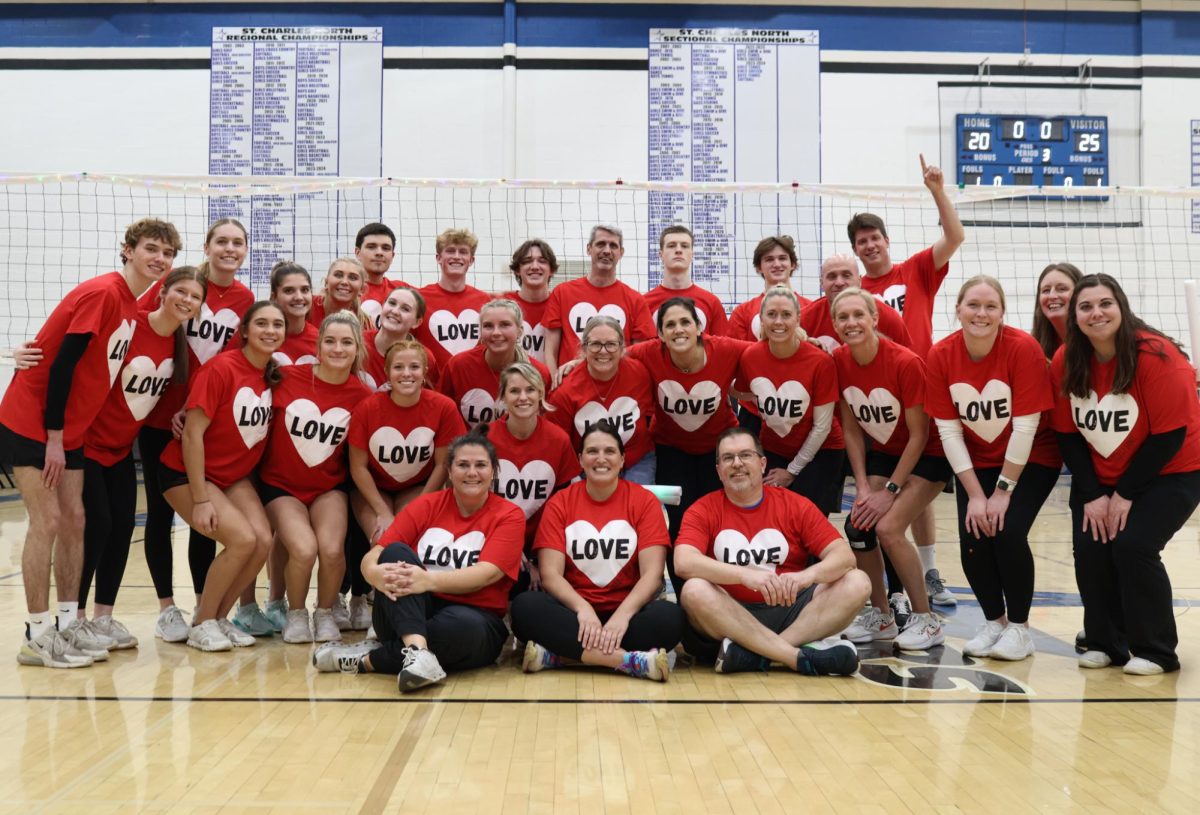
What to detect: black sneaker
<box><xmin>796</xmin><ymin>639</ymin><xmax>859</xmax><ymax>676</ymax></box>
<box><xmin>714</xmin><ymin>638</ymin><xmax>771</xmax><ymax>673</ymax></box>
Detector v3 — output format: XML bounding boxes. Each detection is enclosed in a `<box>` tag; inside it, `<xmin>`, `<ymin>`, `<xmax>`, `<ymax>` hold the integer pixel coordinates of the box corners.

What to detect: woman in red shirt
<box><xmin>926</xmin><ymin>277</ymin><xmax>1060</xmax><ymax>661</ymax></box>
<box><xmin>832</xmin><ymin>288</ymin><xmax>948</xmax><ymax>651</ymax></box>
<box><xmin>159</xmin><ymin>301</ymin><xmax>286</xmax><ymax>652</ymax></box>
<box><xmin>308</xmin><ymin>257</ymin><xmax>370</xmax><ymax>329</ymax></box>
<box><xmin>268</xmin><ymin>261</ymin><xmax>319</xmax><ymax>366</ymax></box>
<box><xmin>313</xmin><ymin>429</ymin><xmax>525</xmax><ymax>692</ymax></box>
<box><xmin>1031</xmin><ymin>262</ymin><xmax>1082</xmax><ymax>361</ymax></box>
<box><xmin>362</xmin><ymin>286</ymin><xmax>440</xmax><ymax>391</ymax></box>
<box><xmin>511</xmin><ymin>421</ymin><xmax>683</xmax><ymax>681</ymax></box>
<box><xmin>500</xmin><ymin>239</ymin><xmax>556</xmax><ymax>364</ymax></box>
<box><xmin>259</xmin><ymin>312</ymin><xmax>373</xmax><ymax>643</ymax></box>
<box><xmin>736</xmin><ymin>284</ymin><xmax>843</xmax><ymax>515</ymax></box>
<box><xmin>1052</xmin><ymin>274</ymin><xmax>1200</xmax><ymax>675</ymax></box>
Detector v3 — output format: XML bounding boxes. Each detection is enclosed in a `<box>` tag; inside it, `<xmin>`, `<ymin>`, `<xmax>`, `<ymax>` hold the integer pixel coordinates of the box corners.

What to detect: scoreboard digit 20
<box><xmin>955</xmin><ymin>114</ymin><xmax>1108</xmax><ymax>188</ymax></box>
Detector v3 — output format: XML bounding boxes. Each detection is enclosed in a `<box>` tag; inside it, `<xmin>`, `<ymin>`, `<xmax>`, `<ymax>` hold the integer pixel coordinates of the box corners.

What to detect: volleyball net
<box><xmin>2</xmin><ymin>172</ymin><xmax>1200</xmax><ymax>359</ymax></box>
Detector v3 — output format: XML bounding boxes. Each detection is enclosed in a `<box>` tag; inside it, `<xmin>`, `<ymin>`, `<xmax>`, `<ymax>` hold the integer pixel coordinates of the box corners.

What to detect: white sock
<box><xmin>57</xmin><ymin>601</ymin><xmax>79</xmax><ymax>630</ymax></box>
<box><xmin>917</xmin><ymin>545</ymin><xmax>937</xmax><ymax>575</ymax></box>
<box><xmin>28</xmin><ymin>612</ymin><xmax>54</xmax><ymax>640</ymax></box>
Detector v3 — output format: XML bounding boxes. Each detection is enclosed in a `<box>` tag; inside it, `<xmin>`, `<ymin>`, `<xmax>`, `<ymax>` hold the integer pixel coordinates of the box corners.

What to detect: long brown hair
<box><xmin>197</xmin><ymin>218</ymin><xmax>247</xmax><ymax>279</ymax></box>
<box><xmin>1031</xmin><ymin>262</ymin><xmax>1082</xmax><ymax>360</ymax></box>
<box><xmin>238</xmin><ymin>301</ymin><xmax>285</xmax><ymax>387</ymax></box>
<box><xmin>157</xmin><ymin>266</ymin><xmax>208</xmax><ymax>384</ymax></box>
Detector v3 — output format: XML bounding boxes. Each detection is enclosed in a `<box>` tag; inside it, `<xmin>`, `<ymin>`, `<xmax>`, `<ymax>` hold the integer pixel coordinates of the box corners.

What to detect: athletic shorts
<box><xmin>682</xmin><ymin>584</ymin><xmax>817</xmax><ymax>663</ymax></box>
<box><xmin>865</xmin><ymin>450</ymin><xmax>952</xmax><ymax>485</ymax></box>
<box><xmin>156</xmin><ymin>462</ymin><xmax>191</xmax><ymax>493</ymax></box>
<box><xmin>0</xmin><ymin>423</ymin><xmax>84</xmax><ymax>470</ymax></box>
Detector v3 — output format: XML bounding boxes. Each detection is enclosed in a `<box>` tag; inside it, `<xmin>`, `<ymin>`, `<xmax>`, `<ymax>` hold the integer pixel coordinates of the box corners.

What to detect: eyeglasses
<box><xmin>717</xmin><ymin>451</ymin><xmax>763</xmax><ymax>466</ymax></box>
<box><xmin>585</xmin><ymin>341</ymin><xmax>621</xmax><ymax>353</ymax></box>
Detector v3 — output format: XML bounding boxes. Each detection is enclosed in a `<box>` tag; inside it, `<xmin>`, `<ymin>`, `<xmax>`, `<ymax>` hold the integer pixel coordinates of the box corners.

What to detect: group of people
<box><xmin>4</xmin><ymin>155</ymin><xmax>1197</xmax><ymax>690</ymax></box>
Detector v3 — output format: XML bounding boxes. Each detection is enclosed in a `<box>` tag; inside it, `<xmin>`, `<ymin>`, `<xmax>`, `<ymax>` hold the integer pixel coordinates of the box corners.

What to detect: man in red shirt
<box><xmin>674</xmin><ymin>427</ymin><xmax>870</xmax><ymax>675</ymax></box>
<box><xmin>355</xmin><ymin>223</ymin><xmax>403</xmax><ymax>329</ymax></box>
<box><xmin>643</xmin><ymin>225</ymin><xmax>729</xmax><ymax>336</ymax></box>
<box><xmin>412</xmin><ymin>229</ymin><xmax>492</xmax><ymax>370</ymax></box>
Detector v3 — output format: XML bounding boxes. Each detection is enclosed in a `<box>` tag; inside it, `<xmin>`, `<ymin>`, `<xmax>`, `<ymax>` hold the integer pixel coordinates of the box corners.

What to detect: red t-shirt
<box><xmin>347</xmin><ymin>389</ymin><xmax>466</xmax><ymax>492</ymax></box>
<box><xmin>925</xmin><ymin>326</ymin><xmax>1059</xmax><ymax>470</ymax></box>
<box><xmin>833</xmin><ymin>337</ymin><xmax>942</xmax><ymax>458</ymax></box>
<box><xmin>627</xmin><ymin>335</ymin><xmax>750</xmax><ymax>454</ymax></box>
<box><xmin>676</xmin><ymin>487</ymin><xmax>839</xmax><ymax>604</ymax></box>
<box><xmin>272</xmin><ymin>323</ymin><xmax>320</xmax><ymax>367</ymax></box>
<box><xmin>535</xmin><ymin>480</ymin><xmax>670</xmax><ymax>613</ymax></box>
<box><xmin>800</xmin><ymin>295</ymin><xmax>913</xmax><ymax>354</ymax></box>
<box><xmin>361</xmin><ymin>330</ymin><xmax>441</xmax><ymax>392</ymax></box>
<box><xmin>644</xmin><ymin>283</ymin><xmax>730</xmax><ymax>337</ymax></box>
<box><xmin>735</xmin><ymin>340</ymin><xmax>842</xmax><ymax>457</ymax></box>
<box><xmin>159</xmin><ymin>351</ymin><xmax>273</xmax><ymax>489</ymax></box>
<box><xmin>438</xmin><ymin>346</ymin><xmax>552</xmax><ymax>426</ymax></box>
<box><xmin>727</xmin><ymin>293</ymin><xmax>812</xmax><ymax>343</ymax></box>
<box><xmin>410</xmin><ymin>282</ymin><xmax>493</xmax><ymax>369</ymax></box>
<box><xmin>0</xmin><ymin>271</ymin><xmax>138</xmax><ymax>449</ymax></box>
<box><xmin>859</xmin><ymin>246</ymin><xmax>949</xmax><ymax>356</ymax></box>
<box><xmin>140</xmin><ymin>276</ymin><xmax>255</xmax><ymax>431</ymax></box>
<box><xmin>488</xmin><ymin>418</ymin><xmax>579</xmax><ymax>520</ymax></box>
<box><xmin>1050</xmin><ymin>333</ymin><xmax>1200</xmax><ymax>485</ymax></box>
<box><xmin>380</xmin><ymin>490</ymin><xmax>525</xmax><ymax>616</ymax></box>
<box><xmin>259</xmin><ymin>365</ymin><xmax>372</xmax><ymax>503</ymax></box>
<box><xmin>542</xmin><ymin>277</ymin><xmax>656</xmax><ymax>366</ymax></box>
<box><xmin>546</xmin><ymin>358</ymin><xmax>656</xmax><ymax>467</ymax></box>
<box><xmin>85</xmin><ymin>309</ymin><xmax>176</xmax><ymax>466</ymax></box>
<box><xmin>501</xmin><ymin>291</ymin><xmax>550</xmax><ymax>363</ymax></box>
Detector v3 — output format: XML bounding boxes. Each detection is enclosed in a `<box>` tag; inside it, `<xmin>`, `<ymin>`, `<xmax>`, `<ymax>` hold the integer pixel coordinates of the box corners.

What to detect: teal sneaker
<box><xmin>263</xmin><ymin>598</ymin><xmax>288</xmax><ymax>633</ymax></box>
<box><xmin>232</xmin><ymin>602</ymin><xmax>275</xmax><ymax>637</ymax></box>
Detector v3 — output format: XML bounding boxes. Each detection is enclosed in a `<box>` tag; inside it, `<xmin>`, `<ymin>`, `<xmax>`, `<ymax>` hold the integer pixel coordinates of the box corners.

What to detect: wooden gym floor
<box><xmin>0</xmin><ymin>476</ymin><xmax>1197</xmax><ymax>814</ymax></box>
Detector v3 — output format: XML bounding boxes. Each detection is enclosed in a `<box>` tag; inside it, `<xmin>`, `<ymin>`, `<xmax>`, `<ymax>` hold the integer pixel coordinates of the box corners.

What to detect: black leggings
<box><xmin>341</xmin><ymin>521</ymin><xmax>371</xmax><ymax>597</ymax></box>
<box><xmin>764</xmin><ymin>448</ymin><xmax>846</xmax><ymax>516</ymax></box>
<box><xmin>138</xmin><ymin>426</ymin><xmax>216</xmax><ymax>597</ymax></box>
<box><xmin>655</xmin><ymin>444</ymin><xmax>722</xmax><ymax>596</ymax></box>
<box><xmin>509</xmin><ymin>591</ymin><xmax>684</xmax><ymax>660</ymax></box>
<box><xmin>955</xmin><ymin>464</ymin><xmax>1059</xmax><ymax>624</ymax></box>
<box><xmin>369</xmin><ymin>543</ymin><xmax>509</xmax><ymax>675</ymax></box>
<box><xmin>1071</xmin><ymin>470</ymin><xmax>1200</xmax><ymax>671</ymax></box>
<box><xmin>79</xmin><ymin>455</ymin><xmax>138</xmax><ymax>608</ymax></box>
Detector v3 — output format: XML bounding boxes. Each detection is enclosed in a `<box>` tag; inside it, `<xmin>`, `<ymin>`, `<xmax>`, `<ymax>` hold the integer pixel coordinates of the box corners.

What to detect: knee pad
<box><xmin>844</xmin><ymin>516</ymin><xmax>878</xmax><ymax>552</ymax></box>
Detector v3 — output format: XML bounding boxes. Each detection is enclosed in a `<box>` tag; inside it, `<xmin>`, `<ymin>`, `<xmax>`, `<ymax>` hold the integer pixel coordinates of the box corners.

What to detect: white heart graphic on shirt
<box><xmin>417</xmin><ymin>527</ymin><xmax>485</xmax><ymax>571</ymax></box>
<box><xmin>657</xmin><ymin>379</ymin><xmax>722</xmax><ymax>433</ymax></box>
<box><xmin>119</xmin><ymin>355</ymin><xmax>173</xmax><ymax>421</ymax></box>
<box><xmin>105</xmin><ymin>319</ymin><xmax>135</xmax><ymax>386</ymax></box>
<box><xmin>949</xmin><ymin>379</ymin><xmax>1013</xmax><ymax>444</ymax></box>
<box><xmin>460</xmin><ymin>387</ymin><xmax>502</xmax><ymax>425</ymax></box>
<box><xmin>565</xmin><ymin>520</ymin><xmax>638</xmax><ymax>588</ymax></box>
<box><xmin>842</xmin><ymin>386</ymin><xmax>902</xmax><ymax>445</ymax></box>
<box><xmin>494</xmin><ymin>458</ymin><xmax>556</xmax><ymax>518</ymax></box>
<box><xmin>750</xmin><ymin>314</ymin><xmax>763</xmax><ymax>340</ymax></box>
<box><xmin>188</xmin><ymin>305</ymin><xmax>240</xmax><ymax>364</ymax></box>
<box><xmin>713</xmin><ymin>528</ymin><xmax>788</xmax><ymax>572</ymax></box>
<box><xmin>1070</xmin><ymin>390</ymin><xmax>1140</xmax><ymax>458</ymax></box>
<box><xmin>232</xmin><ymin>386</ymin><xmax>273</xmax><ymax>449</ymax></box>
<box><xmin>361</xmin><ymin>299</ymin><xmax>383</xmax><ymax>330</ymax></box>
<box><xmin>574</xmin><ymin>396</ymin><xmax>640</xmax><ymax>444</ymax></box>
<box><xmin>750</xmin><ymin>378</ymin><xmax>811</xmax><ymax>437</ymax></box>
<box><xmin>284</xmin><ymin>399</ymin><xmax>351</xmax><ymax>467</ymax></box>
<box><xmin>368</xmin><ymin>425</ymin><xmax>435</xmax><ymax>483</ymax></box>
<box><xmin>427</xmin><ymin>309</ymin><xmax>481</xmax><ymax>356</ymax></box>
<box><xmin>272</xmin><ymin>351</ymin><xmax>317</xmax><ymax>367</ymax></box>
<box><xmin>880</xmin><ymin>284</ymin><xmax>907</xmax><ymax>313</ymax></box>
<box><xmin>521</xmin><ymin>321</ymin><xmax>546</xmax><ymax>362</ymax></box>
<box><xmin>652</xmin><ymin>307</ymin><xmax>708</xmax><ymax>332</ymax></box>
<box><xmin>568</xmin><ymin>302</ymin><xmax>626</xmax><ymax>338</ymax></box>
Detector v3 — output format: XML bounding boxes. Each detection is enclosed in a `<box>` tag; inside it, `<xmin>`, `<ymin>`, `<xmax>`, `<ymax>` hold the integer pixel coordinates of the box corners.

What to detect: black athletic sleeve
<box><xmin>1115</xmin><ymin>427</ymin><xmax>1187</xmax><ymax>499</ymax></box>
<box><xmin>43</xmin><ymin>332</ymin><xmax>94</xmax><ymax>431</ymax></box>
<box><xmin>1056</xmin><ymin>431</ymin><xmax>1105</xmax><ymax>504</ymax></box>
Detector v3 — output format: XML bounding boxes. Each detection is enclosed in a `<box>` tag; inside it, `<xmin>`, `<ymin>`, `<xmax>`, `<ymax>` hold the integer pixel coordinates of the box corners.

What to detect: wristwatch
<box><xmin>996</xmin><ymin>476</ymin><xmax>1017</xmax><ymax>493</ymax></box>
<box><xmin>884</xmin><ymin>480</ymin><xmax>902</xmax><ymax>495</ymax></box>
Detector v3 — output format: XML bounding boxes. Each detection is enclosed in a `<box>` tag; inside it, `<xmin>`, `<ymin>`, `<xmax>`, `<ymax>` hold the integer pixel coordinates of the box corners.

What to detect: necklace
<box><xmin>589</xmin><ymin>366</ymin><xmax>620</xmax><ymax>403</ymax></box>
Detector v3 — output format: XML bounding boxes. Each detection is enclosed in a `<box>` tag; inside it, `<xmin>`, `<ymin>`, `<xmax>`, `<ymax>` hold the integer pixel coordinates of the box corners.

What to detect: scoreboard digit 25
<box><xmin>956</xmin><ymin>114</ymin><xmax>1108</xmax><ymax>188</ymax></box>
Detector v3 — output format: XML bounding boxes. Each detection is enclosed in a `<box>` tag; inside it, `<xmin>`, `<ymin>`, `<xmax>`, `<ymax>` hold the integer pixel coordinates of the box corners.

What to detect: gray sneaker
<box><xmin>925</xmin><ymin>569</ymin><xmax>957</xmax><ymax>607</ymax></box>
<box><xmin>17</xmin><ymin>627</ymin><xmax>94</xmax><ymax>668</ymax></box>
<box><xmin>312</xmin><ymin>639</ymin><xmax>382</xmax><ymax>673</ymax></box>
<box><xmin>348</xmin><ymin>595</ymin><xmax>372</xmax><ymax>631</ymax></box>
<box><xmin>187</xmin><ymin>619</ymin><xmax>233</xmax><ymax>652</ymax></box>
<box><xmin>59</xmin><ymin>618</ymin><xmax>112</xmax><ymax>660</ymax></box>
<box><xmin>90</xmin><ymin>615</ymin><xmax>138</xmax><ymax>650</ymax></box>
<box><xmin>398</xmin><ymin>646</ymin><xmax>446</xmax><ymax>692</ymax></box>
<box><xmin>217</xmin><ymin>618</ymin><xmax>256</xmax><ymax>647</ymax></box>
<box><xmin>155</xmin><ymin>605</ymin><xmax>191</xmax><ymax>643</ymax></box>
<box><xmin>282</xmin><ymin>609</ymin><xmax>313</xmax><ymax>643</ymax></box>
<box><xmin>312</xmin><ymin>609</ymin><xmax>341</xmax><ymax>643</ymax></box>
<box><xmin>331</xmin><ymin>594</ymin><xmax>351</xmax><ymax>631</ymax></box>
<box><xmin>233</xmin><ymin>602</ymin><xmax>275</xmax><ymax>637</ymax></box>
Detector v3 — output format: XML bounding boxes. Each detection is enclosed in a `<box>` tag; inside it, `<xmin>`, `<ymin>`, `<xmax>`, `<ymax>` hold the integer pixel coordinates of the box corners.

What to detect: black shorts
<box><xmin>764</xmin><ymin>448</ymin><xmax>846</xmax><ymax>515</ymax></box>
<box><xmin>682</xmin><ymin>584</ymin><xmax>817</xmax><ymax>663</ymax></box>
<box><xmin>865</xmin><ymin>450</ymin><xmax>952</xmax><ymax>485</ymax></box>
<box><xmin>0</xmin><ymin>423</ymin><xmax>85</xmax><ymax>470</ymax></box>
<box><xmin>156</xmin><ymin>462</ymin><xmax>191</xmax><ymax>493</ymax></box>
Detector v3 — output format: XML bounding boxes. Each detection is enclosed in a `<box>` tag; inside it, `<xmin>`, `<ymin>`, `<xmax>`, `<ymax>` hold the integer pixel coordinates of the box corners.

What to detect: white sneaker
<box><xmin>216</xmin><ymin>618</ymin><xmax>256</xmax><ymax>647</ymax></box>
<box><xmin>90</xmin><ymin>615</ymin><xmax>138</xmax><ymax>650</ymax></box>
<box><xmin>348</xmin><ymin>595</ymin><xmax>372</xmax><ymax>631</ymax></box>
<box><xmin>331</xmin><ymin>594</ymin><xmax>351</xmax><ymax>631</ymax></box>
<box><xmin>187</xmin><ymin>619</ymin><xmax>233</xmax><ymax>652</ymax></box>
<box><xmin>925</xmin><ymin>568</ymin><xmax>957</xmax><ymax>607</ymax></box>
<box><xmin>990</xmin><ymin>624</ymin><xmax>1035</xmax><ymax>661</ymax></box>
<box><xmin>155</xmin><ymin>605</ymin><xmax>191</xmax><ymax>643</ymax></box>
<box><xmin>365</xmin><ymin>624</ymin><xmax>377</xmax><ymax>641</ymax></box>
<box><xmin>843</xmin><ymin>607</ymin><xmax>898</xmax><ymax>643</ymax></box>
<box><xmin>17</xmin><ymin>627</ymin><xmax>94</xmax><ymax>668</ymax></box>
<box><xmin>312</xmin><ymin>609</ymin><xmax>341</xmax><ymax>643</ymax></box>
<box><xmin>1078</xmin><ymin>650</ymin><xmax>1112</xmax><ymax>669</ymax></box>
<box><xmin>963</xmin><ymin>620</ymin><xmax>1007</xmax><ymax>657</ymax></box>
<box><xmin>1123</xmin><ymin>657</ymin><xmax>1165</xmax><ymax>676</ymax></box>
<box><xmin>59</xmin><ymin>618</ymin><xmax>112</xmax><ymax>661</ymax></box>
<box><xmin>313</xmin><ymin>639</ymin><xmax>381</xmax><ymax>673</ymax></box>
<box><xmin>895</xmin><ymin>612</ymin><xmax>944</xmax><ymax>651</ymax></box>
<box><xmin>282</xmin><ymin>609</ymin><xmax>313</xmax><ymax>644</ymax></box>
<box><xmin>398</xmin><ymin>646</ymin><xmax>446</xmax><ymax>692</ymax></box>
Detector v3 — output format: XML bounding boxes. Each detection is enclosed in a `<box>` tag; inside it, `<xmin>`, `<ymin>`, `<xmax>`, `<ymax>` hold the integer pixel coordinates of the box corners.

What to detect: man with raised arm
<box><xmin>674</xmin><ymin>426</ymin><xmax>870</xmax><ymax>675</ymax></box>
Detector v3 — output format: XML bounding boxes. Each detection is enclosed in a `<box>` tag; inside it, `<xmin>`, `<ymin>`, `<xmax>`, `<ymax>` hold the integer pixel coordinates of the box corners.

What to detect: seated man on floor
<box><xmin>675</xmin><ymin>427</ymin><xmax>871</xmax><ymax>675</ymax></box>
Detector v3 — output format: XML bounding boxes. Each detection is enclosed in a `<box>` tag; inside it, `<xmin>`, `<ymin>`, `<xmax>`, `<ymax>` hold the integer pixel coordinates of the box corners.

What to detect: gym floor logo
<box><xmin>854</xmin><ymin>642</ymin><xmax>1033</xmax><ymax>695</ymax></box>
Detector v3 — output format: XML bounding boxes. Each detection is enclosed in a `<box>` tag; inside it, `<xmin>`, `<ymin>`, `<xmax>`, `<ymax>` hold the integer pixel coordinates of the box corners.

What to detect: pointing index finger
<box><xmin>920</xmin><ymin>153</ymin><xmax>928</xmax><ymax>173</ymax></box>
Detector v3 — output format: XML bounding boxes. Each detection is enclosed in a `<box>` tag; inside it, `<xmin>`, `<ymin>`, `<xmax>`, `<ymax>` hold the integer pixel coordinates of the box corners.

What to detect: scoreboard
<box><xmin>955</xmin><ymin>114</ymin><xmax>1108</xmax><ymax>188</ymax></box>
